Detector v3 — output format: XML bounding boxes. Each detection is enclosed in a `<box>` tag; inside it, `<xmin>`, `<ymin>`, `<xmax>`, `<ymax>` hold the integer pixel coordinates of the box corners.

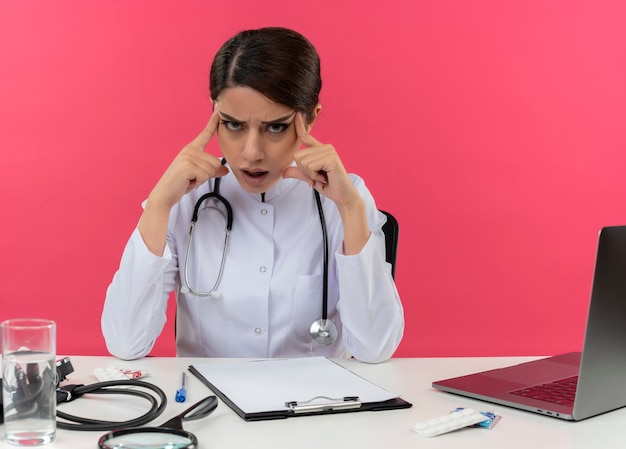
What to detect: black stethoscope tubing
<box><xmin>313</xmin><ymin>188</ymin><xmax>329</xmax><ymax>320</ymax></box>
<box><xmin>182</xmin><ymin>160</ymin><xmax>232</xmax><ymax>297</ymax></box>
<box><xmin>191</xmin><ymin>178</ymin><xmax>233</xmax><ymax>230</ymax></box>
<box><xmin>56</xmin><ymin>379</ymin><xmax>167</xmax><ymax>431</ymax></box>
<box><xmin>184</xmin><ymin>160</ymin><xmax>336</xmax><ymax>345</ymax></box>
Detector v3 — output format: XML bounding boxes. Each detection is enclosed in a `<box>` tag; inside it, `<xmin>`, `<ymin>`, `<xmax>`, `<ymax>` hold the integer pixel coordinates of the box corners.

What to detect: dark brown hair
<box><xmin>210</xmin><ymin>27</ymin><xmax>321</xmax><ymax>123</ymax></box>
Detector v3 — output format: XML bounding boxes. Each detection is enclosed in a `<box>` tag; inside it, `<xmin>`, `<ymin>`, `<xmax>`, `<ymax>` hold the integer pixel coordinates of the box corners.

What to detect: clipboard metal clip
<box><xmin>285</xmin><ymin>396</ymin><xmax>361</xmax><ymax>414</ymax></box>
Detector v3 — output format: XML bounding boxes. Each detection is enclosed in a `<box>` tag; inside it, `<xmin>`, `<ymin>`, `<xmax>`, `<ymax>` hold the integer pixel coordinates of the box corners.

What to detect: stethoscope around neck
<box><xmin>180</xmin><ymin>160</ymin><xmax>338</xmax><ymax>346</ymax></box>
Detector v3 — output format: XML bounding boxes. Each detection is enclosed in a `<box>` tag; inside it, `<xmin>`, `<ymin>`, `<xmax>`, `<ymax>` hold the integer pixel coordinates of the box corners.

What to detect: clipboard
<box><xmin>188</xmin><ymin>357</ymin><xmax>412</xmax><ymax>421</ymax></box>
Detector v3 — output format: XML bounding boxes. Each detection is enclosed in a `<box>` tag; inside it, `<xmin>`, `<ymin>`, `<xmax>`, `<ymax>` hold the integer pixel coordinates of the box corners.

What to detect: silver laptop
<box><xmin>432</xmin><ymin>225</ymin><xmax>626</xmax><ymax>421</ymax></box>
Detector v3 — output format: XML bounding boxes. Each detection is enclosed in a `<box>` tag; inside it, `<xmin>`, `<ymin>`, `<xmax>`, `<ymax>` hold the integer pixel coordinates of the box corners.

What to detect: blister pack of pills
<box><xmin>412</xmin><ymin>408</ymin><xmax>489</xmax><ymax>437</ymax></box>
<box><xmin>93</xmin><ymin>366</ymin><xmax>149</xmax><ymax>382</ymax></box>
<box><xmin>453</xmin><ymin>407</ymin><xmax>501</xmax><ymax>429</ymax></box>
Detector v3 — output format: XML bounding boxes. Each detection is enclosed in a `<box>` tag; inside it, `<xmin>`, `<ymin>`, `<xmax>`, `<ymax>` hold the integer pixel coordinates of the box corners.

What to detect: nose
<box><xmin>241</xmin><ymin>130</ymin><xmax>263</xmax><ymax>161</ymax></box>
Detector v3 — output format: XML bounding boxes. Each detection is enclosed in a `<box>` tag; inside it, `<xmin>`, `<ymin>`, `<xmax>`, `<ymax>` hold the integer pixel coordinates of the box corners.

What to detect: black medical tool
<box><xmin>308</xmin><ymin>189</ymin><xmax>338</xmax><ymax>345</ymax></box>
<box><xmin>3</xmin><ymin>357</ymin><xmax>218</xmax><ymax>448</ymax></box>
<box><xmin>181</xmin><ymin>160</ymin><xmax>337</xmax><ymax>346</ymax></box>
<box><xmin>98</xmin><ymin>395</ymin><xmax>218</xmax><ymax>449</ymax></box>
<box><xmin>56</xmin><ymin>379</ymin><xmax>168</xmax><ymax>431</ymax></box>
<box><xmin>181</xmin><ymin>160</ymin><xmax>233</xmax><ymax>297</ymax></box>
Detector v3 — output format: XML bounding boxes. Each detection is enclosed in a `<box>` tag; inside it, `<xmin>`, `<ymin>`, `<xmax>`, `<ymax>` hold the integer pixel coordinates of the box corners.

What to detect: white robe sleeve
<box><xmin>334</xmin><ymin>178</ymin><xmax>404</xmax><ymax>363</ymax></box>
<box><xmin>335</xmin><ymin>231</ymin><xmax>404</xmax><ymax>363</ymax></box>
<box><xmin>101</xmin><ymin>228</ymin><xmax>177</xmax><ymax>360</ymax></box>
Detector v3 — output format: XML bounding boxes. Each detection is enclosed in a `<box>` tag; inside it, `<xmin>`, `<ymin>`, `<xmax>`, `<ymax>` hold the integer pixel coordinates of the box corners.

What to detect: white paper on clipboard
<box><xmin>190</xmin><ymin>357</ymin><xmax>399</xmax><ymax>414</ymax></box>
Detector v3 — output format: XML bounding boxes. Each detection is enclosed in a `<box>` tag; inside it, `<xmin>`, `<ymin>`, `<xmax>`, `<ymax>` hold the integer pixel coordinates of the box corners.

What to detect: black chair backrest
<box><xmin>379</xmin><ymin>210</ymin><xmax>399</xmax><ymax>279</ymax></box>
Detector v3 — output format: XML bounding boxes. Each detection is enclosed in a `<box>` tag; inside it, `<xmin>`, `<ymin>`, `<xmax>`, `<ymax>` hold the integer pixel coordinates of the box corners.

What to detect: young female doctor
<box><xmin>101</xmin><ymin>27</ymin><xmax>404</xmax><ymax>363</ymax></box>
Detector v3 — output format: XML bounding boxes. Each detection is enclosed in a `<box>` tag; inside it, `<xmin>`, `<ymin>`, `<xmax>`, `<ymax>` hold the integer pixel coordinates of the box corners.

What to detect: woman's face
<box><xmin>215</xmin><ymin>86</ymin><xmax>307</xmax><ymax>194</ymax></box>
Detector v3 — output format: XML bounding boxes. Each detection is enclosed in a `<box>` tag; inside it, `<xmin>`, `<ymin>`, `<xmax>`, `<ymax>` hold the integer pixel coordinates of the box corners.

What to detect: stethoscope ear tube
<box><xmin>191</xmin><ymin>178</ymin><xmax>233</xmax><ymax>230</ymax></box>
<box><xmin>184</xmin><ymin>175</ymin><xmax>233</xmax><ymax>297</ymax></box>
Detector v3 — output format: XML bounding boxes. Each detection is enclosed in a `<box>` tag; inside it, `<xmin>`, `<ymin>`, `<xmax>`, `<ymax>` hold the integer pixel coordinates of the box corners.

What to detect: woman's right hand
<box><xmin>139</xmin><ymin>111</ymin><xmax>228</xmax><ymax>256</ymax></box>
<box><xmin>147</xmin><ymin>110</ymin><xmax>228</xmax><ymax>210</ymax></box>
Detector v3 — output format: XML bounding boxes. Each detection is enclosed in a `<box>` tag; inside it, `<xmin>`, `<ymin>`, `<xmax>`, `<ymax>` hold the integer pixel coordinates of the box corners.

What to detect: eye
<box><xmin>221</xmin><ymin>120</ymin><xmax>243</xmax><ymax>132</ymax></box>
<box><xmin>266</xmin><ymin>123</ymin><xmax>290</xmax><ymax>134</ymax></box>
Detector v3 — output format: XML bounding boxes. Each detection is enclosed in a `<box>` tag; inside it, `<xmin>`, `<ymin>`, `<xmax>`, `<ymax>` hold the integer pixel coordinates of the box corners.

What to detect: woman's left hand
<box><xmin>282</xmin><ymin>113</ymin><xmax>370</xmax><ymax>254</ymax></box>
<box><xmin>282</xmin><ymin>113</ymin><xmax>360</xmax><ymax>210</ymax></box>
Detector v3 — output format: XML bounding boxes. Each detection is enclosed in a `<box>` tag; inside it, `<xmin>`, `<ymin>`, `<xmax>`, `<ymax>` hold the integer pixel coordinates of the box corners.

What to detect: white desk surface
<box><xmin>2</xmin><ymin>355</ymin><xmax>625</xmax><ymax>449</ymax></box>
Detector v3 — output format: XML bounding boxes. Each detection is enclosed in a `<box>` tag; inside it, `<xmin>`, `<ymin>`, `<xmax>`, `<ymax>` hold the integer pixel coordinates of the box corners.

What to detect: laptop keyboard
<box><xmin>509</xmin><ymin>376</ymin><xmax>578</xmax><ymax>406</ymax></box>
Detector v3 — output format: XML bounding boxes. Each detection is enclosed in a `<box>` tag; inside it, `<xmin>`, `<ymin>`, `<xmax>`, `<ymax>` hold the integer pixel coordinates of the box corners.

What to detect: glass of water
<box><xmin>1</xmin><ymin>319</ymin><xmax>56</xmax><ymax>446</ymax></box>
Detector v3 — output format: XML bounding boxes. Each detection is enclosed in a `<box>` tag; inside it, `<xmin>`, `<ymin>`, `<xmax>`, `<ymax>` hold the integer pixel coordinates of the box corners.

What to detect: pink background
<box><xmin>1</xmin><ymin>1</ymin><xmax>625</xmax><ymax>358</ymax></box>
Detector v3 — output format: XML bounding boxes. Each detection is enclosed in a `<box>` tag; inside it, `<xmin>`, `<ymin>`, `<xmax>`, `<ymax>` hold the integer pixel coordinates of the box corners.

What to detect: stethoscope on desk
<box><xmin>180</xmin><ymin>159</ymin><xmax>338</xmax><ymax>346</ymax></box>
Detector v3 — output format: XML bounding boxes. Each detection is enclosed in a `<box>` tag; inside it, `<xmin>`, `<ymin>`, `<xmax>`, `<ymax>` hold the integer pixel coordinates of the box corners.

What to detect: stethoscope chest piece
<box><xmin>310</xmin><ymin>318</ymin><xmax>338</xmax><ymax>346</ymax></box>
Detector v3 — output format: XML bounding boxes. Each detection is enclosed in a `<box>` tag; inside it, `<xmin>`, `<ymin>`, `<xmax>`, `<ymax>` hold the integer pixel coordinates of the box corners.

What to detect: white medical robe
<box><xmin>102</xmin><ymin>173</ymin><xmax>404</xmax><ymax>363</ymax></box>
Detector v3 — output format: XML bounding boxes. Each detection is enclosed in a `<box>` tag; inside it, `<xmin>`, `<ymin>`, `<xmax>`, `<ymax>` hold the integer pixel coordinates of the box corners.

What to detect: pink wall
<box><xmin>1</xmin><ymin>1</ymin><xmax>625</xmax><ymax>358</ymax></box>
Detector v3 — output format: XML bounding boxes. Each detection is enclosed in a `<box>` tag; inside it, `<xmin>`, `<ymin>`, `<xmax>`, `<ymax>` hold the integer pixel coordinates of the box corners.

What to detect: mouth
<box><xmin>240</xmin><ymin>168</ymin><xmax>270</xmax><ymax>187</ymax></box>
<box><xmin>242</xmin><ymin>169</ymin><xmax>268</xmax><ymax>178</ymax></box>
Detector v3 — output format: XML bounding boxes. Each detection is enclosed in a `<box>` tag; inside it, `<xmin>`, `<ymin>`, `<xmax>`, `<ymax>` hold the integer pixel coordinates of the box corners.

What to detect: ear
<box><xmin>305</xmin><ymin>104</ymin><xmax>322</xmax><ymax>133</ymax></box>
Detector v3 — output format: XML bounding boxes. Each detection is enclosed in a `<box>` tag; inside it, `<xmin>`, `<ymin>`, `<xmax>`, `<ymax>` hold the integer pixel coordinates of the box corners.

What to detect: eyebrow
<box><xmin>218</xmin><ymin>111</ymin><xmax>296</xmax><ymax>124</ymax></box>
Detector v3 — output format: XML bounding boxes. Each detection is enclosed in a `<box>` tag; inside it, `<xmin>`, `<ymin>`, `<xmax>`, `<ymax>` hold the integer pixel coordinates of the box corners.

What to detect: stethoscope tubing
<box><xmin>313</xmin><ymin>189</ymin><xmax>329</xmax><ymax>320</ymax></box>
<box><xmin>183</xmin><ymin>173</ymin><xmax>232</xmax><ymax>297</ymax></box>
<box><xmin>56</xmin><ymin>379</ymin><xmax>168</xmax><ymax>431</ymax></box>
<box><xmin>182</xmin><ymin>161</ymin><xmax>336</xmax><ymax>345</ymax></box>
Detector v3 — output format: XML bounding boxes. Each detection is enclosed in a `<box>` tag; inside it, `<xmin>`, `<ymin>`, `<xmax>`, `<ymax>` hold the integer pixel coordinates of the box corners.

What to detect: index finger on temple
<box><xmin>295</xmin><ymin>112</ymin><xmax>322</xmax><ymax>148</ymax></box>
<box><xmin>189</xmin><ymin>110</ymin><xmax>221</xmax><ymax>150</ymax></box>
